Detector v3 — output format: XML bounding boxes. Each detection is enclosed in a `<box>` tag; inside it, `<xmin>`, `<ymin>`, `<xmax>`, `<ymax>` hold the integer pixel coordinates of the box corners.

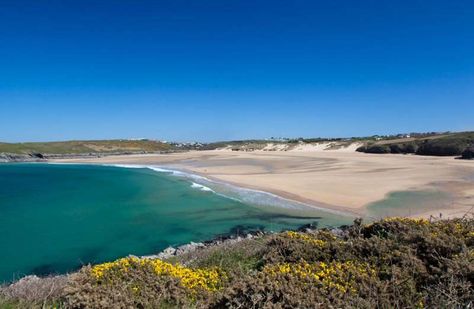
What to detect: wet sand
<box><xmin>53</xmin><ymin>150</ymin><xmax>474</xmax><ymax>218</ymax></box>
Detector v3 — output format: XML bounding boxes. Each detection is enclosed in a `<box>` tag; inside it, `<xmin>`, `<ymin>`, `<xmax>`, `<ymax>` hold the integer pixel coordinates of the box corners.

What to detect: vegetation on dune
<box><xmin>196</xmin><ymin>131</ymin><xmax>474</xmax><ymax>155</ymax></box>
<box><xmin>357</xmin><ymin>131</ymin><xmax>474</xmax><ymax>157</ymax></box>
<box><xmin>1</xmin><ymin>217</ymin><xmax>473</xmax><ymax>308</ymax></box>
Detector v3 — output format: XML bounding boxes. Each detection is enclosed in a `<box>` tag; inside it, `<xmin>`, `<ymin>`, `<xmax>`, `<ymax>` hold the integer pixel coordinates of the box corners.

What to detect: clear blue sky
<box><xmin>1</xmin><ymin>0</ymin><xmax>473</xmax><ymax>142</ymax></box>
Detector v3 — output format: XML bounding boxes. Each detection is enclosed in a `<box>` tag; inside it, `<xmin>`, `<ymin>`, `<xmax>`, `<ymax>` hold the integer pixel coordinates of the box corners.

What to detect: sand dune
<box><xmin>223</xmin><ymin>141</ymin><xmax>363</xmax><ymax>152</ymax></box>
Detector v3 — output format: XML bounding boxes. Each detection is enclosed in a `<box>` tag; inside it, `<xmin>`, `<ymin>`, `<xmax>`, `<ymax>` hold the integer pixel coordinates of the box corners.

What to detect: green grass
<box><xmin>0</xmin><ymin>298</ymin><xmax>18</xmax><ymax>309</ymax></box>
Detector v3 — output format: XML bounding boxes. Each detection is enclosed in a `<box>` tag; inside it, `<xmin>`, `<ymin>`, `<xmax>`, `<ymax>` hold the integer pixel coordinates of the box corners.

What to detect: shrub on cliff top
<box><xmin>416</xmin><ymin>133</ymin><xmax>474</xmax><ymax>156</ymax></box>
<box><xmin>2</xmin><ymin>217</ymin><xmax>473</xmax><ymax>308</ymax></box>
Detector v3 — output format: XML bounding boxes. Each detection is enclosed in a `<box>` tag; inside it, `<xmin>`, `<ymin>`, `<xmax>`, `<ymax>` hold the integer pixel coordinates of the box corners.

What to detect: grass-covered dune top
<box><xmin>356</xmin><ymin>131</ymin><xmax>474</xmax><ymax>157</ymax></box>
<box><xmin>0</xmin><ymin>139</ymin><xmax>175</xmax><ymax>155</ymax></box>
<box><xmin>1</xmin><ymin>217</ymin><xmax>473</xmax><ymax>308</ymax></box>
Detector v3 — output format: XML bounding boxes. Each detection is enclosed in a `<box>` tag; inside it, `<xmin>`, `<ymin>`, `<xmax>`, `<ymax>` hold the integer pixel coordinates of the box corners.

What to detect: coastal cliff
<box><xmin>0</xmin><ymin>139</ymin><xmax>179</xmax><ymax>163</ymax></box>
<box><xmin>355</xmin><ymin>131</ymin><xmax>474</xmax><ymax>158</ymax></box>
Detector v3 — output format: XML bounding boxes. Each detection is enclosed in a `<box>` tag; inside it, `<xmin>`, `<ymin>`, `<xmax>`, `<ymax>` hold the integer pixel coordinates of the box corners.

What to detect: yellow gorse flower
<box><xmin>263</xmin><ymin>260</ymin><xmax>375</xmax><ymax>294</ymax></box>
<box><xmin>91</xmin><ymin>257</ymin><xmax>225</xmax><ymax>292</ymax></box>
<box><xmin>285</xmin><ymin>231</ymin><xmax>328</xmax><ymax>247</ymax></box>
<box><xmin>382</xmin><ymin>217</ymin><xmax>429</xmax><ymax>225</ymax></box>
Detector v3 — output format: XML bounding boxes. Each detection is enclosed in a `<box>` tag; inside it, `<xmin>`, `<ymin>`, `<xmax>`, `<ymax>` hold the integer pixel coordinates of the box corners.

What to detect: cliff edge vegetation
<box><xmin>356</xmin><ymin>131</ymin><xmax>474</xmax><ymax>157</ymax></box>
<box><xmin>1</xmin><ymin>217</ymin><xmax>473</xmax><ymax>308</ymax></box>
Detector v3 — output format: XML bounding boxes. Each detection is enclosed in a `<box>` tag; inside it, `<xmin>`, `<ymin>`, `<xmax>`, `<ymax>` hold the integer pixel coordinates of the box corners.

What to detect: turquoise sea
<box><xmin>0</xmin><ymin>163</ymin><xmax>352</xmax><ymax>282</ymax></box>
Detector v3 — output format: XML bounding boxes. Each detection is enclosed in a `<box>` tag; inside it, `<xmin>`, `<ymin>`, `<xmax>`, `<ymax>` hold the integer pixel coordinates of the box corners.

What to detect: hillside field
<box><xmin>0</xmin><ymin>140</ymin><xmax>174</xmax><ymax>155</ymax></box>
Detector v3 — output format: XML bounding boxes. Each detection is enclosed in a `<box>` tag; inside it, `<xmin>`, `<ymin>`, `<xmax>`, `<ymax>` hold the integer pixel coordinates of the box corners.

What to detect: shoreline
<box><xmin>115</xmin><ymin>163</ymin><xmax>360</xmax><ymax>217</ymax></box>
<box><xmin>1</xmin><ymin>157</ymin><xmax>472</xmax><ymax>285</ymax></box>
<box><xmin>117</xmin><ymin>163</ymin><xmax>473</xmax><ymax>220</ymax></box>
<box><xmin>43</xmin><ymin>161</ymin><xmax>357</xmax><ymax>217</ymax></box>
<box><xmin>185</xmin><ymin>168</ymin><xmax>363</xmax><ymax>217</ymax></box>
<box><xmin>29</xmin><ymin>161</ymin><xmax>359</xmax><ymax>217</ymax></box>
<box><xmin>50</xmin><ymin>150</ymin><xmax>474</xmax><ymax>219</ymax></box>
<box><xmin>0</xmin><ymin>216</ymin><xmax>344</xmax><ymax>285</ymax></box>
<box><xmin>2</xmin><ymin>162</ymin><xmax>352</xmax><ymax>286</ymax></box>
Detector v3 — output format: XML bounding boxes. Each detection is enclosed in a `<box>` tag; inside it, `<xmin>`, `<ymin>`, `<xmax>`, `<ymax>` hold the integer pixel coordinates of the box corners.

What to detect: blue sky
<box><xmin>0</xmin><ymin>0</ymin><xmax>473</xmax><ymax>142</ymax></box>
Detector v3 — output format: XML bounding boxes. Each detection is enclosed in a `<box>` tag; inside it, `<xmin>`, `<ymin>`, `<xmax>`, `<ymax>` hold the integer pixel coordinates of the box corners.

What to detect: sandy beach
<box><xmin>53</xmin><ymin>148</ymin><xmax>474</xmax><ymax>218</ymax></box>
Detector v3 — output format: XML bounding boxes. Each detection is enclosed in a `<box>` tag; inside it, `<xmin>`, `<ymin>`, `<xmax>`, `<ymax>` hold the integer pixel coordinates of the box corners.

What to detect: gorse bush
<box><xmin>2</xmin><ymin>217</ymin><xmax>473</xmax><ymax>308</ymax></box>
<box><xmin>89</xmin><ymin>257</ymin><xmax>225</xmax><ymax>293</ymax></box>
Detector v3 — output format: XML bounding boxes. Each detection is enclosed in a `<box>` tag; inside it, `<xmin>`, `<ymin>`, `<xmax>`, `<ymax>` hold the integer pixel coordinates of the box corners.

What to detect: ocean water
<box><xmin>366</xmin><ymin>189</ymin><xmax>452</xmax><ymax>219</ymax></box>
<box><xmin>0</xmin><ymin>163</ymin><xmax>352</xmax><ymax>282</ymax></box>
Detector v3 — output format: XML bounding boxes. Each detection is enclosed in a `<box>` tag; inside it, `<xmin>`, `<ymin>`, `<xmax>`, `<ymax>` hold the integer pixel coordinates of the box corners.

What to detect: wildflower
<box><xmin>263</xmin><ymin>260</ymin><xmax>375</xmax><ymax>294</ymax></box>
<box><xmin>382</xmin><ymin>217</ymin><xmax>429</xmax><ymax>225</ymax></box>
<box><xmin>285</xmin><ymin>231</ymin><xmax>327</xmax><ymax>247</ymax></box>
<box><xmin>90</xmin><ymin>257</ymin><xmax>226</xmax><ymax>292</ymax></box>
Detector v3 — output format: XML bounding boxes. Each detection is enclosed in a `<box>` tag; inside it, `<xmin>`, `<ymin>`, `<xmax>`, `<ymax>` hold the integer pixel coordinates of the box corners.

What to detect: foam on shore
<box><xmin>108</xmin><ymin>164</ymin><xmax>352</xmax><ymax>217</ymax></box>
<box><xmin>190</xmin><ymin>182</ymin><xmax>214</xmax><ymax>192</ymax></box>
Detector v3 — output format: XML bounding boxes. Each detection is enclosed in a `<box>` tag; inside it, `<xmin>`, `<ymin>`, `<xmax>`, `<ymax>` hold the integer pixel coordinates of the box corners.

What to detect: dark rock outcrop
<box><xmin>461</xmin><ymin>146</ymin><xmax>474</xmax><ymax>160</ymax></box>
<box><xmin>0</xmin><ymin>153</ymin><xmax>43</xmax><ymax>162</ymax></box>
<box><xmin>30</xmin><ymin>153</ymin><xmax>44</xmax><ymax>159</ymax></box>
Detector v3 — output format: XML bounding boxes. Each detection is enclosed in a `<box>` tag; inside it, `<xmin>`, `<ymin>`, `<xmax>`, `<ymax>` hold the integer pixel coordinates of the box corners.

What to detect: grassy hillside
<box><xmin>1</xmin><ymin>217</ymin><xmax>472</xmax><ymax>308</ymax></box>
<box><xmin>356</xmin><ymin>131</ymin><xmax>474</xmax><ymax>157</ymax></box>
<box><xmin>2</xmin><ymin>132</ymin><xmax>473</xmax><ymax>158</ymax></box>
<box><xmin>0</xmin><ymin>140</ymin><xmax>175</xmax><ymax>155</ymax></box>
